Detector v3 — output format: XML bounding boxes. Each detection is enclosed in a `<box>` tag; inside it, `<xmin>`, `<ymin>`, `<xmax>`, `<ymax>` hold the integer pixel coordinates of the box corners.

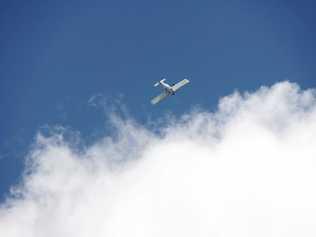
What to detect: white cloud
<box><xmin>1</xmin><ymin>81</ymin><xmax>316</xmax><ymax>236</ymax></box>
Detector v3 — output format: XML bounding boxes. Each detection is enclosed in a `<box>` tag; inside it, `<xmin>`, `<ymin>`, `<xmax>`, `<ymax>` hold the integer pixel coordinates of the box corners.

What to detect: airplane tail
<box><xmin>154</xmin><ymin>78</ymin><xmax>166</xmax><ymax>87</ymax></box>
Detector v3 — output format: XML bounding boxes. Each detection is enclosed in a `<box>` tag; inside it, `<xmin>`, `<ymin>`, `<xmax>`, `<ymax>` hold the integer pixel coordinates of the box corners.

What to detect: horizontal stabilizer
<box><xmin>154</xmin><ymin>78</ymin><xmax>166</xmax><ymax>87</ymax></box>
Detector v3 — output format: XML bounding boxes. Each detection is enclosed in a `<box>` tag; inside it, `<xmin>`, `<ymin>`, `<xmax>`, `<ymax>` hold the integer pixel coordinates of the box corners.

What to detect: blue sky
<box><xmin>1</xmin><ymin>0</ymin><xmax>316</xmax><ymax>201</ymax></box>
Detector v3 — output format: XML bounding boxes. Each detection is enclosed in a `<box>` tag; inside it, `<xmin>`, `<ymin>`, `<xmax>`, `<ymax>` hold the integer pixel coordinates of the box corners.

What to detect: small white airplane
<box><xmin>151</xmin><ymin>78</ymin><xmax>190</xmax><ymax>105</ymax></box>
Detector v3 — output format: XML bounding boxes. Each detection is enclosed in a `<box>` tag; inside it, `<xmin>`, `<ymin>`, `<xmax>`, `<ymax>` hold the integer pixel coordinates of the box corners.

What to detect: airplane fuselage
<box><xmin>160</xmin><ymin>81</ymin><xmax>175</xmax><ymax>95</ymax></box>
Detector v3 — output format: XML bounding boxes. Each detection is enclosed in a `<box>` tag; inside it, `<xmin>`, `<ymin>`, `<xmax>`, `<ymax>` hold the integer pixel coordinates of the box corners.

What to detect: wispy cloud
<box><xmin>1</xmin><ymin>81</ymin><xmax>316</xmax><ymax>236</ymax></box>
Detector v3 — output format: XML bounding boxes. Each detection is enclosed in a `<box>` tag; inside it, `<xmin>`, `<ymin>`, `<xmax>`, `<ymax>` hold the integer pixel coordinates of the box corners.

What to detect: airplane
<box><xmin>151</xmin><ymin>78</ymin><xmax>190</xmax><ymax>105</ymax></box>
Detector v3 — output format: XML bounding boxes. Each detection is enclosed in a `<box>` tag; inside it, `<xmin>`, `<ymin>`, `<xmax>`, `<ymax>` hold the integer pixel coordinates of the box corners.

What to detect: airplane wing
<box><xmin>172</xmin><ymin>79</ymin><xmax>190</xmax><ymax>92</ymax></box>
<box><xmin>151</xmin><ymin>91</ymin><xmax>169</xmax><ymax>105</ymax></box>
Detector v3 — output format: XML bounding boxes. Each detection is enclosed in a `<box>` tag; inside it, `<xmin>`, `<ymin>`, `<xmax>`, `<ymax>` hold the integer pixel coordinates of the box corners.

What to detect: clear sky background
<box><xmin>1</xmin><ymin>0</ymin><xmax>316</xmax><ymax>201</ymax></box>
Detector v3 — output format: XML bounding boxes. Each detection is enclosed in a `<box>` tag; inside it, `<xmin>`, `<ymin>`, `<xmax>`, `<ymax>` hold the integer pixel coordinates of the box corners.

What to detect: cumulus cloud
<box><xmin>1</xmin><ymin>81</ymin><xmax>316</xmax><ymax>236</ymax></box>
